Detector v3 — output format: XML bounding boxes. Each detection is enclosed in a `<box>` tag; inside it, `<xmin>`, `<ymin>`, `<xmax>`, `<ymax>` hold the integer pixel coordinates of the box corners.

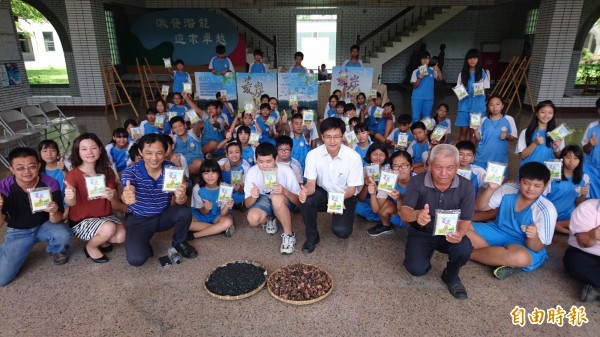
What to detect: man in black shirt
<box><xmin>400</xmin><ymin>144</ymin><xmax>475</xmax><ymax>299</ymax></box>
<box><xmin>0</xmin><ymin>148</ymin><xmax>71</xmax><ymax>287</ymax></box>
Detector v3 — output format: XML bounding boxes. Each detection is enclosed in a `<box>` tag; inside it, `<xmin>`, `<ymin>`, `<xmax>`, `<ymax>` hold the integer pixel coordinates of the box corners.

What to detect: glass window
<box><xmin>105</xmin><ymin>10</ymin><xmax>121</xmax><ymax>65</ymax></box>
<box><xmin>42</xmin><ymin>31</ymin><xmax>55</xmax><ymax>52</ymax></box>
<box><xmin>296</xmin><ymin>15</ymin><xmax>337</xmax><ymax>71</ymax></box>
<box><xmin>525</xmin><ymin>9</ymin><xmax>538</xmax><ymax>35</ymax></box>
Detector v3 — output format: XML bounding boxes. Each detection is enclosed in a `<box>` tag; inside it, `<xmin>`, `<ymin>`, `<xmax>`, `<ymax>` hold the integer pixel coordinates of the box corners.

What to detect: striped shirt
<box><xmin>121</xmin><ymin>160</ymin><xmax>176</xmax><ymax>217</ymax></box>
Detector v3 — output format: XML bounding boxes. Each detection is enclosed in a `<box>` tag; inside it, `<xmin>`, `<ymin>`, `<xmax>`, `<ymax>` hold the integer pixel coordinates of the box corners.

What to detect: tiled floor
<box><xmin>0</xmin><ymin>87</ymin><xmax>599</xmax><ymax>337</ymax></box>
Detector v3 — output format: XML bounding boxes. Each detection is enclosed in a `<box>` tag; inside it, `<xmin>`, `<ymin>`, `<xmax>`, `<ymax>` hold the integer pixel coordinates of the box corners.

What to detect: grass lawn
<box><xmin>26</xmin><ymin>68</ymin><xmax>68</xmax><ymax>84</ymax></box>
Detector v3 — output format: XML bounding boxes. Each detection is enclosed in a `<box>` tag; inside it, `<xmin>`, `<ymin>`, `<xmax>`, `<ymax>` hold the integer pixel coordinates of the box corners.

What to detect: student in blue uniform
<box><xmin>410</xmin><ymin>50</ymin><xmax>443</xmax><ymax>123</ymax></box>
<box><xmin>369</xmin><ymin>102</ymin><xmax>394</xmax><ymax>144</ymax></box>
<box><xmin>473</xmin><ymin>95</ymin><xmax>517</xmax><ymax>170</ymax></box>
<box><xmin>386</xmin><ymin>114</ymin><xmax>414</xmax><ymax>151</ymax></box>
<box><xmin>289</xmin><ymin>113</ymin><xmax>311</xmax><ymax>170</ymax></box>
<box><xmin>189</xmin><ymin>159</ymin><xmax>235</xmax><ymax>240</ymax></box>
<box><xmin>342</xmin><ymin>45</ymin><xmax>363</xmax><ymax>67</ymax></box>
<box><xmin>209</xmin><ymin>45</ymin><xmax>234</xmax><ymax>75</ymax></box>
<box><xmin>432</xmin><ymin>103</ymin><xmax>451</xmax><ymax>143</ymax></box>
<box><xmin>407</xmin><ymin>121</ymin><xmax>429</xmax><ymax>174</ymax></box>
<box><xmin>455</xmin><ymin>141</ymin><xmax>486</xmax><ymax>195</ymax></box>
<box><xmin>468</xmin><ymin>162</ymin><xmax>557</xmax><ymax>280</ymax></box>
<box><xmin>353</xmin><ymin>123</ymin><xmax>373</xmax><ymax>165</ymax></box>
<box><xmin>363</xmin><ymin>92</ymin><xmax>383</xmax><ymax>131</ymax></box>
<box><xmin>170</xmin><ymin>116</ymin><xmax>204</xmax><ymax>175</ymax></box>
<box><xmin>546</xmin><ymin>145</ymin><xmax>590</xmax><ymax>234</ymax></box>
<box><xmin>201</xmin><ymin>101</ymin><xmax>226</xmax><ymax>157</ymax></box>
<box><xmin>582</xmin><ymin>97</ymin><xmax>600</xmax><ymax>198</ymax></box>
<box><xmin>365</xmin><ymin>150</ymin><xmax>413</xmax><ymax>236</ymax></box>
<box><xmin>255</xmin><ymin>103</ymin><xmax>278</xmax><ymax>145</ymax></box>
<box><xmin>236</xmin><ymin>126</ymin><xmax>256</xmax><ymax>166</ymax></box>
<box><xmin>455</xmin><ymin>49</ymin><xmax>490</xmax><ymax>142</ymax></box>
<box><xmin>38</xmin><ymin>139</ymin><xmax>67</xmax><ymax>199</ymax></box>
<box><xmin>139</xmin><ymin>108</ymin><xmax>161</xmax><ymax>135</ymax></box>
<box><xmin>323</xmin><ymin>95</ymin><xmax>338</xmax><ymax>120</ymax></box>
<box><xmin>124</xmin><ymin>119</ymin><xmax>138</xmax><ymax>143</ymax></box>
<box><xmin>356</xmin><ymin>143</ymin><xmax>389</xmax><ymax>223</ymax></box>
<box><xmin>249</xmin><ymin>49</ymin><xmax>267</xmax><ymax>73</ymax></box>
<box><xmin>168</xmin><ymin>92</ymin><xmax>191</xmax><ymax>119</ymax></box>
<box><xmin>289</xmin><ymin>51</ymin><xmax>307</xmax><ymax>73</ymax></box>
<box><xmin>105</xmin><ymin>128</ymin><xmax>130</xmax><ymax>175</ymax></box>
<box><xmin>516</xmin><ymin>100</ymin><xmax>564</xmax><ymax>168</ymax></box>
<box><xmin>170</xmin><ymin>59</ymin><xmax>191</xmax><ymax>94</ymax></box>
<box><xmin>218</xmin><ymin>141</ymin><xmax>251</xmax><ymax>207</ymax></box>
<box><xmin>155</xmin><ymin>99</ymin><xmax>172</xmax><ymax>135</ymax></box>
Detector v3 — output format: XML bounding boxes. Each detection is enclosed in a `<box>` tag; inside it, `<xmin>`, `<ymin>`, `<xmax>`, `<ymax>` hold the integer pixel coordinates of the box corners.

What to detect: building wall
<box><xmin>0</xmin><ymin>1</ymin><xmax>30</xmax><ymax>111</ymax></box>
<box><xmin>381</xmin><ymin>3</ymin><xmax>524</xmax><ymax>84</ymax></box>
<box><xmin>18</xmin><ymin>19</ymin><xmax>67</xmax><ymax>69</ymax></box>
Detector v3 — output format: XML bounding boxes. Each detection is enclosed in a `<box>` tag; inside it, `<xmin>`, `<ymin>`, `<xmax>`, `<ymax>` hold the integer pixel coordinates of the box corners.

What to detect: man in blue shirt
<box><xmin>209</xmin><ymin>45</ymin><xmax>234</xmax><ymax>75</ymax></box>
<box><xmin>121</xmin><ymin>134</ymin><xmax>197</xmax><ymax>266</ymax></box>
<box><xmin>249</xmin><ymin>49</ymin><xmax>267</xmax><ymax>73</ymax></box>
<box><xmin>289</xmin><ymin>51</ymin><xmax>308</xmax><ymax>73</ymax></box>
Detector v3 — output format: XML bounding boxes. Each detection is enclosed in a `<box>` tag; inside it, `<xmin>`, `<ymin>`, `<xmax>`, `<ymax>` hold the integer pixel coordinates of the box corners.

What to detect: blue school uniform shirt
<box><xmin>494</xmin><ymin>193</ymin><xmax>556</xmax><ymax>247</ymax></box>
<box><xmin>457</xmin><ymin>70</ymin><xmax>487</xmax><ymax>114</ymax></box>
<box><xmin>45</xmin><ymin>167</ymin><xmax>65</xmax><ymax>195</ymax></box>
<box><xmin>174</xmin><ymin>130</ymin><xmax>205</xmax><ymax>162</ymax></box>
<box><xmin>256</xmin><ymin>113</ymin><xmax>277</xmax><ymax>145</ymax></box>
<box><xmin>121</xmin><ymin>160</ymin><xmax>176</xmax><ymax>217</ymax></box>
<box><xmin>354</xmin><ymin>141</ymin><xmax>373</xmax><ymax>166</ymax></box>
<box><xmin>407</xmin><ymin>140</ymin><xmax>429</xmax><ymax>165</ymax></box>
<box><xmin>209</xmin><ymin>57</ymin><xmax>234</xmax><ymax>73</ymax></box>
<box><xmin>172</xmin><ymin>71</ymin><xmax>190</xmax><ymax>93</ymax></box>
<box><xmin>140</xmin><ymin>120</ymin><xmax>160</xmax><ymax>135</ymax></box>
<box><xmin>191</xmin><ymin>185</ymin><xmax>229</xmax><ymax>222</ymax></box>
<box><xmin>366</xmin><ymin>106</ymin><xmax>382</xmax><ymax>131</ymax></box>
<box><xmin>241</xmin><ymin>145</ymin><xmax>255</xmax><ymax>165</ymax></box>
<box><xmin>202</xmin><ymin>117</ymin><xmax>225</xmax><ymax>143</ymax></box>
<box><xmin>342</xmin><ymin>59</ymin><xmax>363</xmax><ymax>67</ymax></box>
<box><xmin>290</xmin><ymin>66</ymin><xmax>307</xmax><ymax>73</ymax></box>
<box><xmin>105</xmin><ymin>143</ymin><xmax>129</xmax><ymax>173</ymax></box>
<box><xmin>389</xmin><ymin>128</ymin><xmax>414</xmax><ymax>146</ymax></box>
<box><xmin>411</xmin><ymin>66</ymin><xmax>436</xmax><ymax>100</ymax></box>
<box><xmin>373</xmin><ymin>117</ymin><xmax>389</xmax><ymax>136</ymax></box>
<box><xmin>250</xmin><ymin>63</ymin><xmax>266</xmax><ymax>73</ymax></box>
<box><xmin>547</xmin><ymin>175</ymin><xmax>589</xmax><ymax>221</ymax></box>
<box><xmin>157</xmin><ymin>112</ymin><xmax>172</xmax><ymax>134</ymax></box>
<box><xmin>518</xmin><ymin>129</ymin><xmax>557</xmax><ymax>167</ymax></box>
<box><xmin>169</xmin><ymin>103</ymin><xmax>190</xmax><ymax>119</ymax></box>
<box><xmin>326</xmin><ymin>109</ymin><xmax>337</xmax><ymax>119</ymax></box>
<box><xmin>291</xmin><ymin>133</ymin><xmax>311</xmax><ymax>170</ymax></box>
<box><xmin>474</xmin><ymin>115</ymin><xmax>516</xmax><ymax>168</ymax></box>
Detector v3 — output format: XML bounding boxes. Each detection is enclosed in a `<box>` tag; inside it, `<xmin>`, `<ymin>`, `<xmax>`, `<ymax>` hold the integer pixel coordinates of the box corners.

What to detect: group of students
<box><xmin>0</xmin><ymin>49</ymin><xmax>599</xmax><ymax>303</ymax></box>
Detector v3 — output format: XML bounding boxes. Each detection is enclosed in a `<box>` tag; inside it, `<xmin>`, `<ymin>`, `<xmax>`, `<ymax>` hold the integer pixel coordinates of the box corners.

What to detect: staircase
<box><xmin>361</xmin><ymin>6</ymin><xmax>467</xmax><ymax>79</ymax></box>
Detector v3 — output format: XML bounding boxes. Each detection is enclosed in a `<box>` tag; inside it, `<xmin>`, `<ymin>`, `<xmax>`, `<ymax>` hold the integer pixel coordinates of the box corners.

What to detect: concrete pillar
<box><xmin>529</xmin><ymin>0</ymin><xmax>584</xmax><ymax>104</ymax></box>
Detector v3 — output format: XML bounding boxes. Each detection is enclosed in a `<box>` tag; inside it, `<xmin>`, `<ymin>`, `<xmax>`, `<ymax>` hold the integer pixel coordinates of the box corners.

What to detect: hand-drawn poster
<box><xmin>195</xmin><ymin>72</ymin><xmax>237</xmax><ymax>108</ymax></box>
<box><xmin>236</xmin><ymin>73</ymin><xmax>277</xmax><ymax>107</ymax></box>
<box><xmin>330</xmin><ymin>66</ymin><xmax>374</xmax><ymax>102</ymax></box>
<box><xmin>277</xmin><ymin>73</ymin><xmax>318</xmax><ymax>110</ymax></box>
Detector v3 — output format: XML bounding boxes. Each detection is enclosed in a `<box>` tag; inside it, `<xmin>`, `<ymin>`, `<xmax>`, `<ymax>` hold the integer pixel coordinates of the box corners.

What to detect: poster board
<box><xmin>277</xmin><ymin>73</ymin><xmax>318</xmax><ymax>110</ymax></box>
<box><xmin>330</xmin><ymin>66</ymin><xmax>373</xmax><ymax>102</ymax></box>
<box><xmin>236</xmin><ymin>72</ymin><xmax>277</xmax><ymax>106</ymax></box>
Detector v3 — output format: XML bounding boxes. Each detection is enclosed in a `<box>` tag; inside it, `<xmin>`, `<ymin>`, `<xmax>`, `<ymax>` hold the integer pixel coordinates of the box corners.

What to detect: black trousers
<box><xmin>403</xmin><ymin>227</ymin><xmax>473</xmax><ymax>283</ymax></box>
<box><xmin>125</xmin><ymin>205</ymin><xmax>192</xmax><ymax>267</ymax></box>
<box><xmin>300</xmin><ymin>186</ymin><xmax>357</xmax><ymax>243</ymax></box>
<box><xmin>564</xmin><ymin>246</ymin><xmax>600</xmax><ymax>288</ymax></box>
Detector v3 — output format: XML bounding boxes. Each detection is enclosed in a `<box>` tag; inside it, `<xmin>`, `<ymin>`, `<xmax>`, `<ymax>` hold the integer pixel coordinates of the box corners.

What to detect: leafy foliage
<box><xmin>11</xmin><ymin>0</ymin><xmax>46</xmax><ymax>23</ymax></box>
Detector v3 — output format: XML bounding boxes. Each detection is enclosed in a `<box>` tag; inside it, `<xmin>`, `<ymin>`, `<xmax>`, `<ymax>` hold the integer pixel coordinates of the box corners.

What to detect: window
<box><xmin>105</xmin><ymin>10</ymin><xmax>121</xmax><ymax>65</ymax></box>
<box><xmin>18</xmin><ymin>32</ymin><xmax>35</xmax><ymax>61</ymax></box>
<box><xmin>525</xmin><ymin>9</ymin><xmax>538</xmax><ymax>35</ymax></box>
<box><xmin>42</xmin><ymin>32</ymin><xmax>55</xmax><ymax>52</ymax></box>
<box><xmin>296</xmin><ymin>15</ymin><xmax>337</xmax><ymax>71</ymax></box>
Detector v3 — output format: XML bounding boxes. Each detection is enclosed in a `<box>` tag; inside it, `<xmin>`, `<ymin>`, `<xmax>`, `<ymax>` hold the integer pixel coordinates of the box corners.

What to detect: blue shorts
<box><xmin>455</xmin><ymin>110</ymin><xmax>470</xmax><ymax>127</ymax></box>
<box><xmin>473</xmin><ymin>222</ymin><xmax>548</xmax><ymax>271</ymax></box>
<box><xmin>192</xmin><ymin>209</ymin><xmax>218</xmax><ymax>224</ymax></box>
<box><xmin>249</xmin><ymin>194</ymin><xmax>294</xmax><ymax>218</ymax></box>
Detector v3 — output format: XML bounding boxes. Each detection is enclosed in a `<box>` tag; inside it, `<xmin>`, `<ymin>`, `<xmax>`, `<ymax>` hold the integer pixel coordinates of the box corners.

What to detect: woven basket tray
<box><xmin>204</xmin><ymin>260</ymin><xmax>267</xmax><ymax>300</ymax></box>
<box><xmin>267</xmin><ymin>264</ymin><xmax>333</xmax><ymax>305</ymax></box>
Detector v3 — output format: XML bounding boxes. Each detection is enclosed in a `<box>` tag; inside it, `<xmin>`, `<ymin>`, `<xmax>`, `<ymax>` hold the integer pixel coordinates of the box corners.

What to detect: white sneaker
<box><xmin>264</xmin><ymin>218</ymin><xmax>278</xmax><ymax>235</ymax></box>
<box><xmin>224</xmin><ymin>224</ymin><xmax>235</xmax><ymax>238</ymax></box>
<box><xmin>280</xmin><ymin>232</ymin><xmax>296</xmax><ymax>254</ymax></box>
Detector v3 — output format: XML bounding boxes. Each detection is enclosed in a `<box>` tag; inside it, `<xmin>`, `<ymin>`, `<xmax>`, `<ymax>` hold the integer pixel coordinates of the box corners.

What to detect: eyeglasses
<box><xmin>12</xmin><ymin>164</ymin><xmax>38</xmax><ymax>172</ymax></box>
<box><xmin>277</xmin><ymin>147</ymin><xmax>291</xmax><ymax>152</ymax></box>
<box><xmin>323</xmin><ymin>135</ymin><xmax>343</xmax><ymax>141</ymax></box>
<box><xmin>392</xmin><ymin>163</ymin><xmax>411</xmax><ymax>170</ymax></box>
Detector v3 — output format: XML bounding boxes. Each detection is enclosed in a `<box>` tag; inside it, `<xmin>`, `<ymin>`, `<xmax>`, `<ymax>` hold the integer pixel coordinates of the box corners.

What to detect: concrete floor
<box><xmin>0</xmin><ymin>86</ymin><xmax>599</xmax><ymax>337</ymax></box>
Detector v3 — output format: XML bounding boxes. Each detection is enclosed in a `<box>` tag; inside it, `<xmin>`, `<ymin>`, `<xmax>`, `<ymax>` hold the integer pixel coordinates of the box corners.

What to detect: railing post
<box><xmin>273</xmin><ymin>35</ymin><xmax>278</xmax><ymax>68</ymax></box>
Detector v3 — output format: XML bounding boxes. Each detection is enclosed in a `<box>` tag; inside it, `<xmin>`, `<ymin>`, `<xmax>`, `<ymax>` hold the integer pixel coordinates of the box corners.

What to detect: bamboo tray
<box><xmin>267</xmin><ymin>264</ymin><xmax>333</xmax><ymax>305</ymax></box>
<box><xmin>204</xmin><ymin>260</ymin><xmax>267</xmax><ymax>300</ymax></box>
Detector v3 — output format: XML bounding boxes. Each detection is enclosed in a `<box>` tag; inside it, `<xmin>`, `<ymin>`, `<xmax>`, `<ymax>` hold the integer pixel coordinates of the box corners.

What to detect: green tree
<box><xmin>11</xmin><ymin>0</ymin><xmax>45</xmax><ymax>23</ymax></box>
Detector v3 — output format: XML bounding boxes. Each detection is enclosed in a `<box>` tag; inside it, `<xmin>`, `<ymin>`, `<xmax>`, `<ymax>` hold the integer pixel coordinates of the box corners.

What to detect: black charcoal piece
<box><xmin>205</xmin><ymin>262</ymin><xmax>266</xmax><ymax>296</ymax></box>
